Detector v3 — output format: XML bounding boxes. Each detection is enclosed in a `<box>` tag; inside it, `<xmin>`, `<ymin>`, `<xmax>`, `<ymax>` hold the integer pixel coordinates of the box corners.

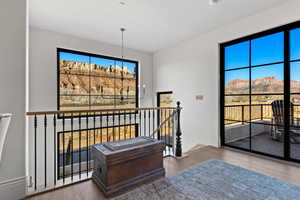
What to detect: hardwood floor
<box><xmin>26</xmin><ymin>146</ymin><xmax>300</xmax><ymax>200</ymax></box>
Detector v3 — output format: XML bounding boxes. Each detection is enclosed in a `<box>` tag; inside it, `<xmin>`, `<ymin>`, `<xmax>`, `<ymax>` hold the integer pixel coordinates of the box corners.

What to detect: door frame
<box><xmin>220</xmin><ymin>20</ymin><xmax>300</xmax><ymax>163</ymax></box>
<box><xmin>157</xmin><ymin>91</ymin><xmax>173</xmax><ymax>140</ymax></box>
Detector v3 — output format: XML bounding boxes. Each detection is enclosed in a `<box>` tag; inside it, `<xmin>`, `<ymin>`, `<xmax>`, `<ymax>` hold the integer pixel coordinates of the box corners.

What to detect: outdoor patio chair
<box><xmin>271</xmin><ymin>100</ymin><xmax>300</xmax><ymax>144</ymax></box>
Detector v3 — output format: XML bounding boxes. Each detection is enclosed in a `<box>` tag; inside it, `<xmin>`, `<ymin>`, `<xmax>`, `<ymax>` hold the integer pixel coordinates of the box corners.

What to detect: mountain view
<box><xmin>225</xmin><ymin>76</ymin><xmax>300</xmax><ymax>94</ymax></box>
<box><xmin>59</xmin><ymin>59</ymin><xmax>137</xmax><ymax>110</ymax></box>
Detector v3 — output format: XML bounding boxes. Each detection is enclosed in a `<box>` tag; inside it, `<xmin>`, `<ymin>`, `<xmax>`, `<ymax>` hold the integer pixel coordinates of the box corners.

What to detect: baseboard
<box><xmin>0</xmin><ymin>176</ymin><xmax>26</xmax><ymax>200</ymax></box>
<box><xmin>175</xmin><ymin>154</ymin><xmax>189</xmax><ymax>160</ymax></box>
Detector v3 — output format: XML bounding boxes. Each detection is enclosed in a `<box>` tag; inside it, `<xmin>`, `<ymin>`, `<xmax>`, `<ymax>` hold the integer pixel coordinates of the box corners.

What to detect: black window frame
<box><xmin>57</xmin><ymin>48</ymin><xmax>139</xmax><ymax>117</ymax></box>
<box><xmin>220</xmin><ymin>20</ymin><xmax>300</xmax><ymax>163</ymax></box>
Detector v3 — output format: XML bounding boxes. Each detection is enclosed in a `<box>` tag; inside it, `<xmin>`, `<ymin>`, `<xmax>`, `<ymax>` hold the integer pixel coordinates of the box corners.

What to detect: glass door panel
<box><xmin>290</xmin><ymin>28</ymin><xmax>300</xmax><ymax>61</ymax></box>
<box><xmin>225</xmin><ymin>41</ymin><xmax>250</xmax><ymax>70</ymax></box>
<box><xmin>222</xmin><ymin>25</ymin><xmax>300</xmax><ymax>162</ymax></box>
<box><xmin>225</xmin><ymin>69</ymin><xmax>249</xmax><ymax>95</ymax></box>
<box><xmin>290</xmin><ymin>53</ymin><xmax>300</xmax><ymax>160</ymax></box>
<box><xmin>251</xmin><ymin>32</ymin><xmax>284</xmax><ymax>66</ymax></box>
<box><xmin>251</xmin><ymin>64</ymin><xmax>284</xmax><ymax>94</ymax></box>
<box><xmin>250</xmin><ymin>95</ymin><xmax>284</xmax><ymax>157</ymax></box>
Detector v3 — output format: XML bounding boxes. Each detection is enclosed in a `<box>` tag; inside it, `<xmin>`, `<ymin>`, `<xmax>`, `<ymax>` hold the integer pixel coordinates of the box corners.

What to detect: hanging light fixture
<box><xmin>120</xmin><ymin>27</ymin><xmax>125</xmax><ymax>102</ymax></box>
<box><xmin>100</xmin><ymin>28</ymin><xmax>130</xmax><ymax>102</ymax></box>
<box><xmin>209</xmin><ymin>0</ymin><xmax>221</xmax><ymax>5</ymax></box>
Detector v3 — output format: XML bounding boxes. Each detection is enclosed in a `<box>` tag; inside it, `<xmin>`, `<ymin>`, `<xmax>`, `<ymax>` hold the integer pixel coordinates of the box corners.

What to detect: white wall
<box><xmin>153</xmin><ymin>0</ymin><xmax>300</xmax><ymax>152</ymax></box>
<box><xmin>28</xmin><ymin>27</ymin><xmax>155</xmax><ymax>191</ymax></box>
<box><xmin>29</xmin><ymin>27</ymin><xmax>154</xmax><ymax>112</ymax></box>
<box><xmin>0</xmin><ymin>0</ymin><xmax>26</xmax><ymax>199</ymax></box>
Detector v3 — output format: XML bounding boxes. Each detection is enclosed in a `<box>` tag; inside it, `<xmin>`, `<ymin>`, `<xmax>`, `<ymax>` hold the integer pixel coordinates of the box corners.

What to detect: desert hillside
<box><xmin>225</xmin><ymin>76</ymin><xmax>300</xmax><ymax>94</ymax></box>
<box><xmin>59</xmin><ymin>60</ymin><xmax>137</xmax><ymax>108</ymax></box>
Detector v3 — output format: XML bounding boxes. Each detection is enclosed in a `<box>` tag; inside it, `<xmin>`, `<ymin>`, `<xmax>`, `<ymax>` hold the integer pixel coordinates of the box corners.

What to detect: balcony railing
<box><xmin>225</xmin><ymin>103</ymin><xmax>300</xmax><ymax>125</ymax></box>
<box><xmin>26</xmin><ymin>102</ymin><xmax>183</xmax><ymax>195</ymax></box>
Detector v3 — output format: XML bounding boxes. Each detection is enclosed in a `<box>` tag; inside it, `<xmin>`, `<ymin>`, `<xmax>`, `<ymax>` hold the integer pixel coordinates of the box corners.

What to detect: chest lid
<box><xmin>103</xmin><ymin>137</ymin><xmax>154</xmax><ymax>151</ymax></box>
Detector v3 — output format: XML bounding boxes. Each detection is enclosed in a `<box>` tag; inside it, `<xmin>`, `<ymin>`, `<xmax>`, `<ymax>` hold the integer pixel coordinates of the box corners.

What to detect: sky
<box><xmin>225</xmin><ymin>28</ymin><xmax>300</xmax><ymax>83</ymax></box>
<box><xmin>59</xmin><ymin>52</ymin><xmax>136</xmax><ymax>73</ymax></box>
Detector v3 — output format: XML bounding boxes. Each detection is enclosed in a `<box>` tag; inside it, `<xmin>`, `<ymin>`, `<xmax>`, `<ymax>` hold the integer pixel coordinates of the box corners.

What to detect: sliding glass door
<box><xmin>221</xmin><ymin>21</ymin><xmax>300</xmax><ymax>162</ymax></box>
<box><xmin>290</xmin><ymin>28</ymin><xmax>300</xmax><ymax>161</ymax></box>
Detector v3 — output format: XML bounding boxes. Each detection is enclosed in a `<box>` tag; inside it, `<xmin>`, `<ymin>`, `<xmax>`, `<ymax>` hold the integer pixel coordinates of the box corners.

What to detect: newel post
<box><xmin>176</xmin><ymin>101</ymin><xmax>182</xmax><ymax>157</ymax></box>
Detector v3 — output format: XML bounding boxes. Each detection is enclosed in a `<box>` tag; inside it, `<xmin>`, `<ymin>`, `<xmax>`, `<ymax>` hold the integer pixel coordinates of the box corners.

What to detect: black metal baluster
<box><xmin>164</xmin><ymin>109</ymin><xmax>167</xmax><ymax>153</ymax></box>
<box><xmin>242</xmin><ymin>105</ymin><xmax>245</xmax><ymax>124</ymax></box>
<box><xmin>148</xmin><ymin>110</ymin><xmax>151</xmax><ymax>137</ymax></box>
<box><xmin>161</xmin><ymin>109</ymin><xmax>164</xmax><ymax>140</ymax></box>
<box><xmin>176</xmin><ymin>102</ymin><xmax>182</xmax><ymax>157</ymax></box>
<box><xmin>62</xmin><ymin>114</ymin><xmax>65</xmax><ymax>183</ymax></box>
<box><xmin>172</xmin><ymin>110</ymin><xmax>175</xmax><ymax>155</ymax></box>
<box><xmin>144</xmin><ymin>110</ymin><xmax>146</xmax><ymax>137</ymax></box>
<box><xmin>71</xmin><ymin>113</ymin><xmax>74</xmax><ymax>181</ymax></box>
<box><xmin>168</xmin><ymin>109</ymin><xmax>171</xmax><ymax>154</ymax></box>
<box><xmin>261</xmin><ymin>104</ymin><xmax>263</xmax><ymax>120</ymax></box>
<box><xmin>94</xmin><ymin>112</ymin><xmax>96</xmax><ymax>145</ymax></box>
<box><xmin>124</xmin><ymin>111</ymin><xmax>126</xmax><ymax>139</ymax></box>
<box><xmin>158</xmin><ymin>109</ymin><xmax>161</xmax><ymax>140</ymax></box>
<box><xmin>79</xmin><ymin>113</ymin><xmax>82</xmax><ymax>179</ymax></box>
<box><xmin>86</xmin><ymin>114</ymin><xmax>89</xmax><ymax>175</ymax></box>
<box><xmin>129</xmin><ymin>112</ymin><xmax>132</xmax><ymax>138</ymax></box>
<box><xmin>139</xmin><ymin>111</ymin><xmax>141</xmax><ymax>137</ymax></box>
<box><xmin>100</xmin><ymin>112</ymin><xmax>103</xmax><ymax>143</ymax></box>
<box><xmin>119</xmin><ymin>111</ymin><xmax>121</xmax><ymax>140</ymax></box>
<box><xmin>152</xmin><ymin>109</ymin><xmax>155</xmax><ymax>139</ymax></box>
<box><xmin>107</xmin><ymin>112</ymin><xmax>109</xmax><ymax>142</ymax></box>
<box><xmin>113</xmin><ymin>112</ymin><xmax>115</xmax><ymax>141</ymax></box>
<box><xmin>53</xmin><ymin>114</ymin><xmax>57</xmax><ymax>186</ymax></box>
<box><xmin>34</xmin><ymin>115</ymin><xmax>37</xmax><ymax>190</ymax></box>
<box><xmin>135</xmin><ymin>110</ymin><xmax>137</xmax><ymax>137</ymax></box>
<box><xmin>44</xmin><ymin>115</ymin><xmax>47</xmax><ymax>188</ymax></box>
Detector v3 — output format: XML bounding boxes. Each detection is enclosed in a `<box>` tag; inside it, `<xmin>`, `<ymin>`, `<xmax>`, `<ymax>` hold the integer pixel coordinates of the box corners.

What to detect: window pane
<box><xmin>60</xmin><ymin>74</ymin><xmax>90</xmax><ymax>95</ymax></box>
<box><xmin>251</xmin><ymin>95</ymin><xmax>283</xmax><ymax>121</ymax></box>
<box><xmin>59</xmin><ymin>52</ymin><xmax>90</xmax><ymax>75</ymax></box>
<box><xmin>158</xmin><ymin>93</ymin><xmax>174</xmax><ymax>107</ymax></box>
<box><xmin>115</xmin><ymin>60</ymin><xmax>137</xmax><ymax>109</ymax></box>
<box><xmin>91</xmin><ymin>96</ymin><xmax>115</xmax><ymax>110</ymax></box>
<box><xmin>250</xmin><ymin>123</ymin><xmax>283</xmax><ymax>157</ymax></box>
<box><xmin>251</xmin><ymin>96</ymin><xmax>284</xmax><ymax>157</ymax></box>
<box><xmin>90</xmin><ymin>57</ymin><xmax>115</xmax><ymax>96</ymax></box>
<box><xmin>224</xmin><ymin>96</ymin><xmax>250</xmax><ymax>150</ymax></box>
<box><xmin>251</xmin><ymin>32</ymin><xmax>284</xmax><ymax>66</ymax></box>
<box><xmin>291</xmin><ymin>62</ymin><xmax>300</xmax><ymax>93</ymax></box>
<box><xmin>59</xmin><ymin>52</ymin><xmax>90</xmax><ymax>63</ymax></box>
<box><xmin>90</xmin><ymin>75</ymin><xmax>115</xmax><ymax>95</ymax></box>
<box><xmin>290</xmin><ymin>95</ymin><xmax>300</xmax><ymax>160</ymax></box>
<box><xmin>90</xmin><ymin>57</ymin><xmax>115</xmax><ymax>74</ymax></box>
<box><xmin>115</xmin><ymin>61</ymin><xmax>137</xmax><ymax>77</ymax></box>
<box><xmin>250</xmin><ymin>95</ymin><xmax>284</xmax><ymax>158</ymax></box>
<box><xmin>60</xmin><ymin>95</ymin><xmax>89</xmax><ymax>111</ymax></box>
<box><xmin>251</xmin><ymin>64</ymin><xmax>283</xmax><ymax>94</ymax></box>
<box><xmin>290</xmin><ymin>28</ymin><xmax>300</xmax><ymax>61</ymax></box>
<box><xmin>225</xmin><ymin>68</ymin><xmax>249</xmax><ymax>95</ymax></box>
<box><xmin>59</xmin><ymin>50</ymin><xmax>138</xmax><ymax>112</ymax></box>
<box><xmin>225</xmin><ymin>41</ymin><xmax>249</xmax><ymax>69</ymax></box>
<box><xmin>291</xmin><ymin>95</ymin><xmax>300</xmax><ymax>120</ymax></box>
<box><xmin>225</xmin><ymin>119</ymin><xmax>250</xmax><ymax>150</ymax></box>
<box><xmin>225</xmin><ymin>95</ymin><xmax>249</xmax><ymax>106</ymax></box>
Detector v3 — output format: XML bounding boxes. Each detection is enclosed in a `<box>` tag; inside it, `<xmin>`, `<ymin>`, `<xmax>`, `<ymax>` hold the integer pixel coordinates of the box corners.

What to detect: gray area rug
<box><xmin>112</xmin><ymin>160</ymin><xmax>300</xmax><ymax>200</ymax></box>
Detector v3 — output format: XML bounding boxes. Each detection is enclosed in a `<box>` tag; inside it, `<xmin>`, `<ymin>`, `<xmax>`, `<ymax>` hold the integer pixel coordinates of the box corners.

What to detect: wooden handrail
<box><xmin>150</xmin><ymin>109</ymin><xmax>177</xmax><ymax>137</ymax></box>
<box><xmin>26</xmin><ymin>106</ymin><xmax>176</xmax><ymax>116</ymax></box>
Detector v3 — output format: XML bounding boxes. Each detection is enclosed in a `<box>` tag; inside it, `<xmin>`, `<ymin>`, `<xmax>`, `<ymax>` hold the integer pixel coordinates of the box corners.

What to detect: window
<box><xmin>58</xmin><ymin>49</ymin><xmax>139</xmax><ymax>113</ymax></box>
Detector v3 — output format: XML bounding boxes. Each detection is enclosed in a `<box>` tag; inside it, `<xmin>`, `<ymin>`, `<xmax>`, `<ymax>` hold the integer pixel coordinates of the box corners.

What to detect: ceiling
<box><xmin>29</xmin><ymin>0</ymin><xmax>285</xmax><ymax>53</ymax></box>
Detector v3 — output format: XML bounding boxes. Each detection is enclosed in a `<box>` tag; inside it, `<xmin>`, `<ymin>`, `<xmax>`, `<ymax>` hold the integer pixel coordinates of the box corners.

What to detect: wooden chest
<box><xmin>92</xmin><ymin>137</ymin><xmax>165</xmax><ymax>197</ymax></box>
